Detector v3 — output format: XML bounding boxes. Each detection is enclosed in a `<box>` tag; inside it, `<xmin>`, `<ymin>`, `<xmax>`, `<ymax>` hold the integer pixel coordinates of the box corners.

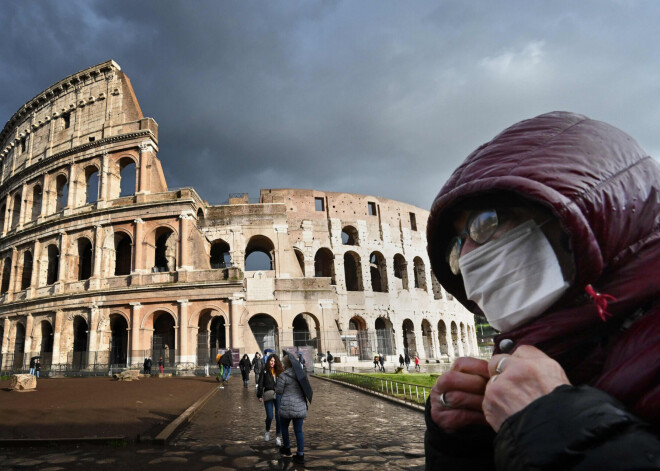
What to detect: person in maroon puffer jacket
<box><xmin>424</xmin><ymin>111</ymin><xmax>660</xmax><ymax>470</ymax></box>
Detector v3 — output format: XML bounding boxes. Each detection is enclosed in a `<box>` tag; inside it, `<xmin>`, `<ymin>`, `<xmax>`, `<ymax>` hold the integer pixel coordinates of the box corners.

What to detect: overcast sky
<box><xmin>1</xmin><ymin>1</ymin><xmax>659</xmax><ymax>209</ymax></box>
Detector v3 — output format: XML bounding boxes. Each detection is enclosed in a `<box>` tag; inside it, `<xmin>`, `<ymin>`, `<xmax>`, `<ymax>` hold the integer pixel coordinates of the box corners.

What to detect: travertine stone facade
<box><xmin>0</xmin><ymin>61</ymin><xmax>476</xmax><ymax>371</ymax></box>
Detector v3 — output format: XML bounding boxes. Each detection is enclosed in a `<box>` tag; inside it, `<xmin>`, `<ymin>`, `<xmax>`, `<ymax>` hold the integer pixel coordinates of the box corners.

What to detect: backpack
<box><xmin>327</xmin><ymin>353</ymin><xmax>333</xmax><ymax>362</ymax></box>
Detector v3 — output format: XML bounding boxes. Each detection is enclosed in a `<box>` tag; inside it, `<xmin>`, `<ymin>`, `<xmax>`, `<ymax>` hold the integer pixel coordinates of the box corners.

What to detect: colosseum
<box><xmin>0</xmin><ymin>60</ymin><xmax>476</xmax><ymax>374</ymax></box>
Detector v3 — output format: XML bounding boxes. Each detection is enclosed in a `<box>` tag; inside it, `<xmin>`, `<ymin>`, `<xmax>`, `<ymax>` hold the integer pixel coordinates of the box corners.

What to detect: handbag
<box><xmin>263</xmin><ymin>389</ymin><xmax>276</xmax><ymax>402</ymax></box>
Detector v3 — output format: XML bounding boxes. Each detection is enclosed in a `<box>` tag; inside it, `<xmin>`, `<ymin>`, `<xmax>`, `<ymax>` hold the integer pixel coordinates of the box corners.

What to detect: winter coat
<box><xmin>257</xmin><ymin>368</ymin><xmax>277</xmax><ymax>399</ymax></box>
<box><xmin>275</xmin><ymin>368</ymin><xmax>308</xmax><ymax>419</ymax></box>
<box><xmin>425</xmin><ymin>112</ymin><xmax>660</xmax><ymax>470</ymax></box>
<box><xmin>252</xmin><ymin>356</ymin><xmax>264</xmax><ymax>374</ymax></box>
<box><xmin>219</xmin><ymin>351</ymin><xmax>232</xmax><ymax>367</ymax></box>
<box><xmin>239</xmin><ymin>357</ymin><xmax>251</xmax><ymax>380</ymax></box>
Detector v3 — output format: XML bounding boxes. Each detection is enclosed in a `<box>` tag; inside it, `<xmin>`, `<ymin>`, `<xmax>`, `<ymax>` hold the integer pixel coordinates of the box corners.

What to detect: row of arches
<box><xmin>0</xmin><ymin>157</ymin><xmax>137</xmax><ymax>234</ymax></box>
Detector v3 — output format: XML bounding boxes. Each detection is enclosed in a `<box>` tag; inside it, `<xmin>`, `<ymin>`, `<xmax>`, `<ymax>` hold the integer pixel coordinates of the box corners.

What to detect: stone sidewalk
<box><xmin>0</xmin><ymin>376</ymin><xmax>426</xmax><ymax>470</ymax></box>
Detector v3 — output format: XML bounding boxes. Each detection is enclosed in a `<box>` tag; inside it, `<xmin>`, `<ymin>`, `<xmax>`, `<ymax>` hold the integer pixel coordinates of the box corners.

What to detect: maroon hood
<box><xmin>427</xmin><ymin>112</ymin><xmax>660</xmax><ymax>389</ymax></box>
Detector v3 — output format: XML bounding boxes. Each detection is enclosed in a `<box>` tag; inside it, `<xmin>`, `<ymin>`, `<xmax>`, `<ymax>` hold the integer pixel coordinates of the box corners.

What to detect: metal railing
<box><xmin>323</xmin><ymin>370</ymin><xmax>429</xmax><ymax>406</ymax></box>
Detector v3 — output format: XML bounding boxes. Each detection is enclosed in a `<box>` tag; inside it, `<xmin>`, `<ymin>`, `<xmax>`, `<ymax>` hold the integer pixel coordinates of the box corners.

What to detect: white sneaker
<box><xmin>276</xmin><ymin>436</ymin><xmax>282</xmax><ymax>446</ymax></box>
<box><xmin>264</xmin><ymin>431</ymin><xmax>270</xmax><ymax>441</ymax></box>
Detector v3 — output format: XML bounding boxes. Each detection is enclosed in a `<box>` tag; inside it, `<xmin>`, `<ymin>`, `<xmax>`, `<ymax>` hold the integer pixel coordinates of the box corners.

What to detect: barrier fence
<box><xmin>322</xmin><ymin>370</ymin><xmax>430</xmax><ymax>406</ymax></box>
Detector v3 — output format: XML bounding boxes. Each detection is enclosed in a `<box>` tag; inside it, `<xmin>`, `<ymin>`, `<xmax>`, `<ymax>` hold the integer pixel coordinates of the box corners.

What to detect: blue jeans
<box><xmin>281</xmin><ymin>417</ymin><xmax>304</xmax><ymax>455</ymax></box>
<box><xmin>264</xmin><ymin>394</ymin><xmax>281</xmax><ymax>435</ymax></box>
<box><xmin>222</xmin><ymin>366</ymin><xmax>231</xmax><ymax>381</ymax></box>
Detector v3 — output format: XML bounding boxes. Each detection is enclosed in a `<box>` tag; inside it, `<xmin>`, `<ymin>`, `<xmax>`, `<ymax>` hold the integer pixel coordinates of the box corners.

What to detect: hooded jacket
<box><xmin>425</xmin><ymin>112</ymin><xmax>660</xmax><ymax>470</ymax></box>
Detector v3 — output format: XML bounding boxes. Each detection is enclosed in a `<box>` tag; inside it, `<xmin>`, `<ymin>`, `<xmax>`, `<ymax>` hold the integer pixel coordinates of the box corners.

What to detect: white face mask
<box><xmin>458</xmin><ymin>219</ymin><xmax>569</xmax><ymax>332</ymax></box>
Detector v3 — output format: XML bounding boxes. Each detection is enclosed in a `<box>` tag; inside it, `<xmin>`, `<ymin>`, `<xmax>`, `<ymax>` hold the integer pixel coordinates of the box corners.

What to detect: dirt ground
<box><xmin>0</xmin><ymin>375</ymin><xmax>217</xmax><ymax>440</ymax></box>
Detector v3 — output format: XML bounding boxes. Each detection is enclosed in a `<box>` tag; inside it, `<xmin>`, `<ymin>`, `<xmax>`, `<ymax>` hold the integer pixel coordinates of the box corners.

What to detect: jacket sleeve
<box><xmin>275</xmin><ymin>374</ymin><xmax>286</xmax><ymax>395</ymax></box>
<box><xmin>495</xmin><ymin>385</ymin><xmax>660</xmax><ymax>471</ymax></box>
<box><xmin>257</xmin><ymin>371</ymin><xmax>264</xmax><ymax>398</ymax></box>
<box><xmin>424</xmin><ymin>397</ymin><xmax>496</xmax><ymax>470</ymax></box>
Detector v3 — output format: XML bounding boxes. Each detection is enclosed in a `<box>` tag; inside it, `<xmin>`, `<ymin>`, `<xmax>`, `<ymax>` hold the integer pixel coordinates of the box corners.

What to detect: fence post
<box><xmin>416</xmin><ymin>385</ymin><xmax>419</xmax><ymax>401</ymax></box>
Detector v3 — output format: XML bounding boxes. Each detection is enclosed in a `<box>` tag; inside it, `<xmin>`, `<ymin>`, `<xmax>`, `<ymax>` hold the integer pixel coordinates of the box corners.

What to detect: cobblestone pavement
<box><xmin>0</xmin><ymin>376</ymin><xmax>426</xmax><ymax>470</ymax></box>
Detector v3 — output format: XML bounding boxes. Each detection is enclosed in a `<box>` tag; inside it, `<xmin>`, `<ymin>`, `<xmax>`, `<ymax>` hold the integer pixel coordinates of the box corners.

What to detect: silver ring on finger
<box><xmin>495</xmin><ymin>357</ymin><xmax>507</xmax><ymax>374</ymax></box>
<box><xmin>440</xmin><ymin>391</ymin><xmax>452</xmax><ymax>408</ymax></box>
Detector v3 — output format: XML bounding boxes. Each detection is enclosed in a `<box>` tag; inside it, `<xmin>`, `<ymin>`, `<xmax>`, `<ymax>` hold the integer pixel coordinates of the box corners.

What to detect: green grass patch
<box><xmin>359</xmin><ymin>373</ymin><xmax>438</xmax><ymax>388</ymax></box>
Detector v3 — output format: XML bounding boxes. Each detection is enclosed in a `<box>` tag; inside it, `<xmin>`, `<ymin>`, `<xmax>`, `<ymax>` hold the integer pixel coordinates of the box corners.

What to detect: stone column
<box><xmin>29</xmin><ymin>239</ymin><xmax>41</xmax><ymax>295</ymax></box>
<box><xmin>273</xmin><ymin>224</ymin><xmax>287</xmax><ymax>277</ymax></box>
<box><xmin>17</xmin><ymin>183</ymin><xmax>27</xmax><ymax>230</ymax></box>
<box><xmin>98</xmin><ymin>151</ymin><xmax>110</xmax><ymax>205</ymax></box>
<box><xmin>177</xmin><ymin>300</ymin><xmax>193</xmax><ymax>364</ymax></box>
<box><xmin>1</xmin><ymin>195</ymin><xmax>10</xmax><ymax>235</ymax></box>
<box><xmin>51</xmin><ymin>310</ymin><xmax>64</xmax><ymax>365</ymax></box>
<box><xmin>178</xmin><ymin>211</ymin><xmax>194</xmax><ymax>271</ymax></box>
<box><xmin>90</xmin><ymin>225</ymin><xmax>103</xmax><ymax>289</ymax></box>
<box><xmin>8</xmin><ymin>247</ymin><xmax>19</xmax><ymax>300</ymax></box>
<box><xmin>23</xmin><ymin>314</ymin><xmax>34</xmax><ymax>357</ymax></box>
<box><xmin>87</xmin><ymin>305</ymin><xmax>99</xmax><ymax>366</ymax></box>
<box><xmin>2</xmin><ymin>318</ymin><xmax>9</xmax><ymax>354</ymax></box>
<box><xmin>129</xmin><ymin>302</ymin><xmax>143</xmax><ymax>367</ymax></box>
<box><xmin>138</xmin><ymin>141</ymin><xmax>153</xmax><ymax>194</ymax></box>
<box><xmin>57</xmin><ymin>231</ymin><xmax>68</xmax><ymax>283</ymax></box>
<box><xmin>133</xmin><ymin>218</ymin><xmax>145</xmax><ymax>274</ymax></box>
<box><xmin>228</xmin><ymin>298</ymin><xmax>239</xmax><ymax>349</ymax></box>
<box><xmin>41</xmin><ymin>173</ymin><xmax>51</xmax><ymax>217</ymax></box>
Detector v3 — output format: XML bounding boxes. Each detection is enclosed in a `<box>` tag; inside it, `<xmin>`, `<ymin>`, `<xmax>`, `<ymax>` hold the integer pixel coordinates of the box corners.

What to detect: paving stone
<box><xmin>305</xmin><ymin>460</ymin><xmax>337</xmax><ymax>468</ymax></box>
<box><xmin>334</xmin><ymin>455</ymin><xmax>362</xmax><ymax>463</ymax></box>
<box><xmin>45</xmin><ymin>455</ymin><xmax>78</xmax><ymax>464</ymax></box>
<box><xmin>164</xmin><ymin>450</ymin><xmax>195</xmax><ymax>456</ymax></box>
<box><xmin>148</xmin><ymin>456</ymin><xmax>190</xmax><ymax>464</ymax></box>
<box><xmin>12</xmin><ymin>459</ymin><xmax>45</xmax><ymax>467</ymax></box>
<box><xmin>231</xmin><ymin>456</ymin><xmax>262</xmax><ymax>468</ymax></box>
<box><xmin>337</xmin><ymin>463</ymin><xmax>378</xmax><ymax>471</ymax></box>
<box><xmin>201</xmin><ymin>455</ymin><xmax>227</xmax><ymax>463</ymax></box>
<box><xmin>379</xmin><ymin>446</ymin><xmax>405</xmax><ymax>454</ymax></box>
<box><xmin>362</xmin><ymin>456</ymin><xmax>387</xmax><ymax>463</ymax></box>
<box><xmin>403</xmin><ymin>448</ymin><xmax>425</xmax><ymax>457</ymax></box>
<box><xmin>136</xmin><ymin>448</ymin><xmax>162</xmax><ymax>454</ymax></box>
<box><xmin>309</xmin><ymin>449</ymin><xmax>344</xmax><ymax>457</ymax></box>
<box><xmin>223</xmin><ymin>445</ymin><xmax>255</xmax><ymax>457</ymax></box>
<box><xmin>95</xmin><ymin>458</ymin><xmax>116</xmax><ymax>464</ymax></box>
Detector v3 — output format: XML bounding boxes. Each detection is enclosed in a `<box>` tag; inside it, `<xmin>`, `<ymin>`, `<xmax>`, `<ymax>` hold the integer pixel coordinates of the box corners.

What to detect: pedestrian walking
<box><xmin>326</xmin><ymin>351</ymin><xmax>333</xmax><ymax>373</ymax></box>
<box><xmin>399</xmin><ymin>354</ymin><xmax>405</xmax><ymax>369</ymax></box>
<box><xmin>29</xmin><ymin>356</ymin><xmax>36</xmax><ymax>375</ymax></box>
<box><xmin>373</xmin><ymin>354</ymin><xmax>379</xmax><ymax>371</ymax></box>
<box><xmin>239</xmin><ymin>354</ymin><xmax>252</xmax><ymax>388</ymax></box>
<box><xmin>252</xmin><ymin>352</ymin><xmax>264</xmax><ymax>388</ymax></box>
<box><xmin>414</xmin><ymin>354</ymin><xmax>420</xmax><ymax>372</ymax></box>
<box><xmin>158</xmin><ymin>357</ymin><xmax>164</xmax><ymax>374</ymax></box>
<box><xmin>379</xmin><ymin>353</ymin><xmax>386</xmax><ymax>372</ymax></box>
<box><xmin>404</xmin><ymin>352</ymin><xmax>411</xmax><ymax>371</ymax></box>
<box><xmin>143</xmin><ymin>357</ymin><xmax>151</xmax><ymax>375</ymax></box>
<box><xmin>219</xmin><ymin>349</ymin><xmax>233</xmax><ymax>384</ymax></box>
<box><xmin>258</xmin><ymin>354</ymin><xmax>283</xmax><ymax>446</ymax></box>
<box><xmin>34</xmin><ymin>358</ymin><xmax>40</xmax><ymax>378</ymax></box>
<box><xmin>297</xmin><ymin>351</ymin><xmax>306</xmax><ymax>368</ymax></box>
<box><xmin>320</xmin><ymin>355</ymin><xmax>327</xmax><ymax>373</ymax></box>
<box><xmin>276</xmin><ymin>354</ymin><xmax>311</xmax><ymax>464</ymax></box>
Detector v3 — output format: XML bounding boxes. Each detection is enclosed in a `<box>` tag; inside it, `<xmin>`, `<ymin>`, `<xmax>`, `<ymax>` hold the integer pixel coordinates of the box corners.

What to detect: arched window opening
<box><xmin>77</xmin><ymin>238</ymin><xmax>93</xmax><ymax>280</ymax></box>
<box><xmin>249</xmin><ymin>314</ymin><xmax>279</xmax><ymax>353</ymax></box>
<box><xmin>153</xmin><ymin>312</ymin><xmax>176</xmax><ymax>366</ymax></box>
<box><xmin>437</xmin><ymin>320</ymin><xmax>448</xmax><ymax>356</ymax></box>
<box><xmin>292</xmin><ymin>315</ymin><xmax>310</xmax><ymax>347</ymax></box>
<box><xmin>72</xmin><ymin>316</ymin><xmax>88</xmax><ymax>370</ymax></box>
<box><xmin>31</xmin><ymin>185</ymin><xmax>42</xmax><ymax>221</ymax></box>
<box><xmin>294</xmin><ymin>249</ymin><xmax>305</xmax><ymax>276</ymax></box>
<box><xmin>40</xmin><ymin>321</ymin><xmax>53</xmax><ymax>367</ymax></box>
<box><xmin>348</xmin><ymin>315</ymin><xmax>370</xmax><ymax>359</ymax></box>
<box><xmin>47</xmin><ymin>245</ymin><xmax>60</xmax><ymax>285</ymax></box>
<box><xmin>210</xmin><ymin>240</ymin><xmax>231</xmax><ymax>269</ymax></box>
<box><xmin>1</xmin><ymin>257</ymin><xmax>12</xmax><ymax>294</ymax></box>
<box><xmin>451</xmin><ymin>322</ymin><xmax>459</xmax><ymax>357</ymax></box>
<box><xmin>402</xmin><ymin>319</ymin><xmax>417</xmax><ymax>356</ymax></box>
<box><xmin>119</xmin><ymin>158</ymin><xmax>137</xmax><ymax>197</ymax></box>
<box><xmin>21</xmin><ymin>251</ymin><xmax>33</xmax><ymax>290</ymax></box>
<box><xmin>196</xmin><ymin>208</ymin><xmax>204</xmax><ymax>221</ymax></box>
<box><xmin>369</xmin><ymin>251</ymin><xmax>388</xmax><ymax>293</ymax></box>
<box><xmin>393</xmin><ymin>254</ymin><xmax>409</xmax><ymax>290</ymax></box>
<box><xmin>314</xmin><ymin>248</ymin><xmax>335</xmax><ymax>285</ymax></box>
<box><xmin>56</xmin><ymin>175</ymin><xmax>68</xmax><ymax>212</ymax></box>
<box><xmin>413</xmin><ymin>257</ymin><xmax>427</xmax><ymax>291</ymax></box>
<box><xmin>154</xmin><ymin>228</ymin><xmax>176</xmax><ymax>272</ymax></box>
<box><xmin>13</xmin><ymin>323</ymin><xmax>26</xmax><ymax>370</ymax></box>
<box><xmin>85</xmin><ymin>166</ymin><xmax>99</xmax><ymax>204</ymax></box>
<box><xmin>0</xmin><ymin>205</ymin><xmax>5</xmax><ymax>232</ymax></box>
<box><xmin>343</xmin><ymin>251</ymin><xmax>363</xmax><ymax>291</ymax></box>
<box><xmin>245</xmin><ymin>235</ymin><xmax>275</xmax><ymax>271</ymax></box>
<box><xmin>11</xmin><ymin>194</ymin><xmax>21</xmax><ymax>229</ymax></box>
<box><xmin>422</xmin><ymin>319</ymin><xmax>434</xmax><ymax>359</ymax></box>
<box><xmin>114</xmin><ymin>234</ymin><xmax>132</xmax><ymax>276</ymax></box>
<box><xmin>431</xmin><ymin>272</ymin><xmax>443</xmax><ymax>299</ymax></box>
<box><xmin>341</xmin><ymin>226</ymin><xmax>359</xmax><ymax>245</ymax></box>
<box><xmin>109</xmin><ymin>314</ymin><xmax>128</xmax><ymax>366</ymax></box>
<box><xmin>375</xmin><ymin>317</ymin><xmax>394</xmax><ymax>355</ymax></box>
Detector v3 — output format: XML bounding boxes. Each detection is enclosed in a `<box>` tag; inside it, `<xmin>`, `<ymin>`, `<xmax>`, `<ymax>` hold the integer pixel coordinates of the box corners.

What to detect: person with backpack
<box><xmin>252</xmin><ymin>352</ymin><xmax>264</xmax><ymax>388</ymax></box>
<box><xmin>219</xmin><ymin>349</ymin><xmax>233</xmax><ymax>384</ymax></box>
<box><xmin>326</xmin><ymin>351</ymin><xmax>333</xmax><ymax>373</ymax></box>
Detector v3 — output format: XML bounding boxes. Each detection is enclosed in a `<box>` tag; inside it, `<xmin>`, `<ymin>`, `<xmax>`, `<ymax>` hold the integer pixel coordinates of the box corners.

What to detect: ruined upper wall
<box><xmin>0</xmin><ymin>60</ymin><xmax>153</xmax><ymax>182</ymax></box>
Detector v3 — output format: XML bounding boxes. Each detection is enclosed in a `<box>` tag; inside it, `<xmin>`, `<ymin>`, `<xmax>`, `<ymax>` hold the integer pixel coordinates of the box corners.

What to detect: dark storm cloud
<box><xmin>2</xmin><ymin>1</ymin><xmax>659</xmax><ymax>208</ymax></box>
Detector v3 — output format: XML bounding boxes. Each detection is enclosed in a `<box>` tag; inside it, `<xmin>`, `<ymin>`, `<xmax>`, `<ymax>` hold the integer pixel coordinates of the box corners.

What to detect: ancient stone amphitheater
<box><xmin>0</xmin><ymin>60</ymin><xmax>476</xmax><ymax>374</ymax></box>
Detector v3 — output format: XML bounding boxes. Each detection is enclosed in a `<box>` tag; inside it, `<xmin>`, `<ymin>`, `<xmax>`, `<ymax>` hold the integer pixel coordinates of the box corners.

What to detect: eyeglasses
<box><xmin>446</xmin><ymin>209</ymin><xmax>500</xmax><ymax>275</ymax></box>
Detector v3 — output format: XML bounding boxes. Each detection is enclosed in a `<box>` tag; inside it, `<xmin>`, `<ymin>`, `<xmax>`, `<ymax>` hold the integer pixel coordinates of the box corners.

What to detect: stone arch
<box><xmin>348</xmin><ymin>315</ymin><xmax>371</xmax><ymax>360</ymax></box>
<box><xmin>413</xmin><ymin>256</ymin><xmax>427</xmax><ymax>291</ymax></box>
<box><xmin>314</xmin><ymin>247</ymin><xmax>335</xmax><ymax>285</ymax></box>
<box><xmin>42</xmin><ymin>244</ymin><xmax>60</xmax><ymax>286</ymax></box>
<box><xmin>293</xmin><ymin>248</ymin><xmax>305</xmax><ymax>276</ymax></box>
<box><xmin>393</xmin><ymin>254</ymin><xmax>409</xmax><ymax>290</ymax></box>
<box><xmin>369</xmin><ymin>251</ymin><xmax>388</xmax><ymax>293</ymax></box>
<box><xmin>54</xmin><ymin>173</ymin><xmax>69</xmax><ymax>212</ymax></box>
<box><xmin>83</xmin><ymin>164</ymin><xmax>100</xmax><ymax>205</ymax></box>
<box><xmin>196</xmin><ymin>308</ymin><xmax>228</xmax><ymax>364</ymax></box>
<box><xmin>196</xmin><ymin>207</ymin><xmax>205</xmax><ymax>220</ymax></box>
<box><xmin>341</xmin><ymin>225</ymin><xmax>359</xmax><ymax>246</ymax></box>
<box><xmin>292</xmin><ymin>312</ymin><xmax>320</xmax><ymax>349</ymax></box>
<box><xmin>12</xmin><ymin>322</ymin><xmax>26</xmax><ymax>369</ymax></box>
<box><xmin>402</xmin><ymin>318</ymin><xmax>417</xmax><ymax>356</ymax></box>
<box><xmin>71</xmin><ymin>237</ymin><xmax>93</xmax><ymax>281</ymax></box>
<box><xmin>20</xmin><ymin>250</ymin><xmax>33</xmax><ymax>290</ymax></box>
<box><xmin>145</xmin><ymin>225</ymin><xmax>178</xmax><ymax>272</ymax></box>
<box><xmin>245</xmin><ymin>235</ymin><xmax>275</xmax><ymax>271</ymax></box>
<box><xmin>30</xmin><ymin>184</ymin><xmax>42</xmax><ymax>221</ymax></box>
<box><xmin>1</xmin><ymin>256</ymin><xmax>12</xmax><ymax>294</ymax></box>
<box><xmin>72</xmin><ymin>315</ymin><xmax>89</xmax><ymax>370</ymax></box>
<box><xmin>248</xmin><ymin>313</ymin><xmax>279</xmax><ymax>353</ymax></box>
<box><xmin>118</xmin><ymin>156</ymin><xmax>137</xmax><ymax>198</ymax></box>
<box><xmin>343</xmin><ymin>251</ymin><xmax>363</xmax><ymax>291</ymax></box>
<box><xmin>109</xmin><ymin>314</ymin><xmax>128</xmax><ymax>366</ymax></box>
<box><xmin>422</xmin><ymin>319</ymin><xmax>434</xmax><ymax>359</ymax></box>
<box><xmin>141</xmin><ymin>307</ymin><xmax>178</xmax><ymax>330</ymax></box>
<box><xmin>189</xmin><ymin>305</ymin><xmax>228</xmax><ymax>328</ymax></box>
<box><xmin>437</xmin><ymin>320</ymin><xmax>448</xmax><ymax>356</ymax></box>
<box><xmin>114</xmin><ymin>231</ymin><xmax>133</xmax><ymax>276</ymax></box>
<box><xmin>151</xmin><ymin>310</ymin><xmax>176</xmax><ymax>366</ymax></box>
<box><xmin>210</xmin><ymin>238</ymin><xmax>231</xmax><ymax>269</ymax></box>
<box><xmin>10</xmin><ymin>192</ymin><xmax>21</xmax><ymax>229</ymax></box>
<box><xmin>375</xmin><ymin>317</ymin><xmax>395</xmax><ymax>355</ymax></box>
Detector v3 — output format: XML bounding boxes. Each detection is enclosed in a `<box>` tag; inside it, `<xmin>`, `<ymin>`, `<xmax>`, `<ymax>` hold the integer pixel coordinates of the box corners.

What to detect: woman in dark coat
<box><xmin>258</xmin><ymin>354</ymin><xmax>283</xmax><ymax>446</ymax></box>
<box><xmin>276</xmin><ymin>354</ymin><xmax>310</xmax><ymax>464</ymax></box>
<box><xmin>424</xmin><ymin>112</ymin><xmax>660</xmax><ymax>470</ymax></box>
<box><xmin>252</xmin><ymin>352</ymin><xmax>264</xmax><ymax>387</ymax></box>
<box><xmin>239</xmin><ymin>354</ymin><xmax>252</xmax><ymax>388</ymax></box>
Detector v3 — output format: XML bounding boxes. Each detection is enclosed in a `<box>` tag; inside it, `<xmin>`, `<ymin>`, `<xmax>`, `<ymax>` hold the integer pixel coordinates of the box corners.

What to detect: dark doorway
<box><xmin>110</xmin><ymin>315</ymin><xmax>128</xmax><ymax>366</ymax></box>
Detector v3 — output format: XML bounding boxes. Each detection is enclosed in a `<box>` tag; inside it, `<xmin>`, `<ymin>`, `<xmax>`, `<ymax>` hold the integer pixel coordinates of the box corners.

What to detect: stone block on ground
<box><xmin>9</xmin><ymin>374</ymin><xmax>37</xmax><ymax>391</ymax></box>
<box><xmin>113</xmin><ymin>370</ymin><xmax>141</xmax><ymax>381</ymax></box>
